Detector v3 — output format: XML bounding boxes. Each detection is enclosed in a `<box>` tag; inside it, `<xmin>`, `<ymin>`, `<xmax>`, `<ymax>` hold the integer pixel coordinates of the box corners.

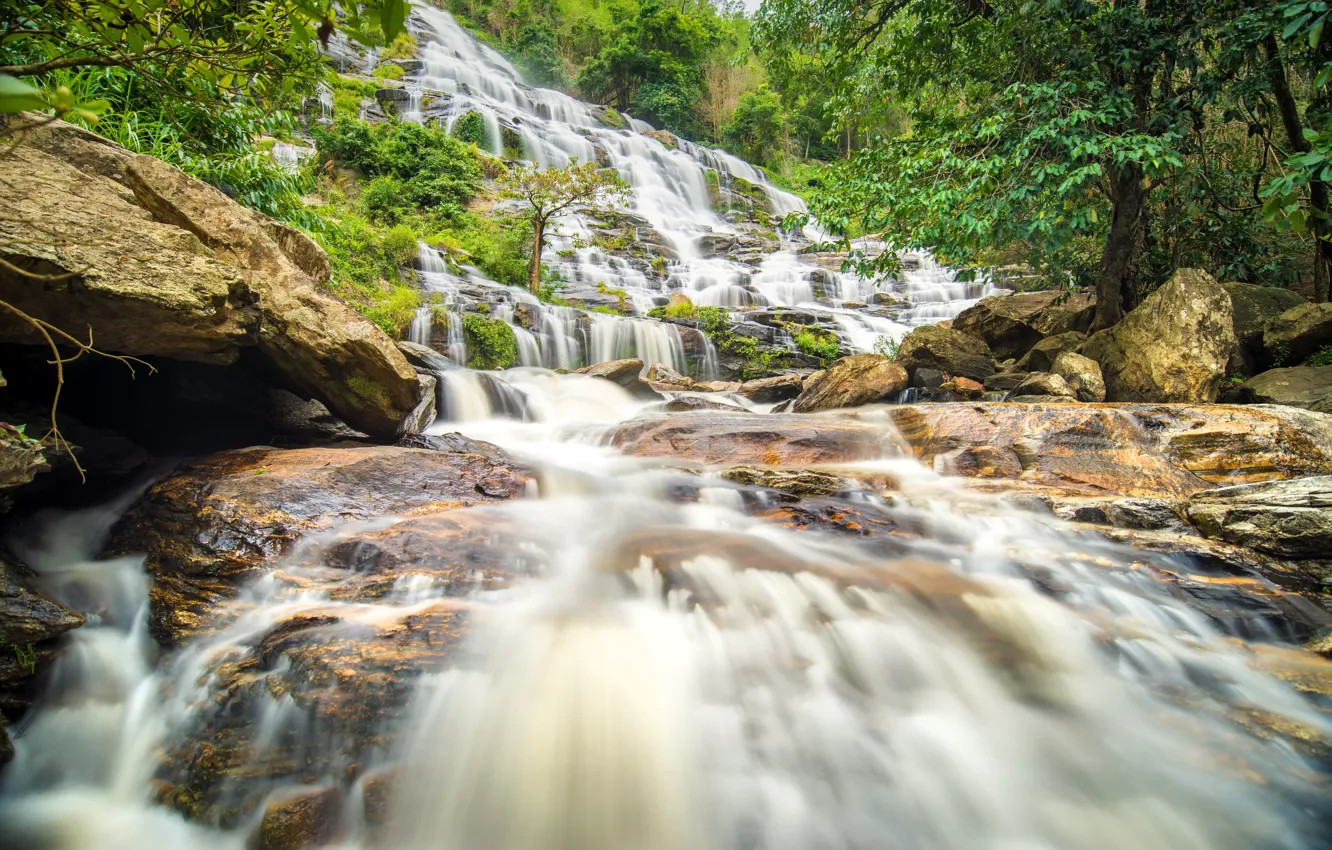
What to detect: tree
<box><xmin>500</xmin><ymin>161</ymin><xmax>630</xmax><ymax>294</ymax></box>
<box><xmin>755</xmin><ymin>0</ymin><xmax>1291</xmax><ymax>326</ymax></box>
<box><xmin>723</xmin><ymin>84</ymin><xmax>785</xmax><ymax>165</ymax></box>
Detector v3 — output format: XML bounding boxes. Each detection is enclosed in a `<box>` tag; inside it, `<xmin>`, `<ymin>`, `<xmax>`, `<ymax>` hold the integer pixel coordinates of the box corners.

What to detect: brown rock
<box><xmin>575</xmin><ymin>358</ymin><xmax>656</xmax><ymax>398</ymax></box>
<box><xmin>1263</xmin><ymin>302</ymin><xmax>1332</xmax><ymax>366</ymax></box>
<box><xmin>1223</xmin><ymin>282</ymin><xmax>1305</xmax><ymax>367</ymax></box>
<box><xmin>1082</xmin><ymin>269</ymin><xmax>1237</xmax><ymax>402</ymax></box>
<box><xmin>1010</xmin><ymin>372</ymin><xmax>1077</xmax><ymax>399</ymax></box>
<box><xmin>606</xmin><ymin>412</ymin><xmax>892</xmax><ymax>466</ymax></box>
<box><xmin>1015</xmin><ymin>331</ymin><xmax>1086</xmax><ymax>373</ymax></box>
<box><xmin>736</xmin><ymin>374</ymin><xmax>803</xmax><ymax>403</ymax></box>
<box><xmin>106</xmin><ymin>442</ymin><xmax>530</xmax><ymax>644</ymax></box>
<box><xmin>952</xmin><ymin>291</ymin><xmax>1095</xmax><ymax>360</ymax></box>
<box><xmin>952</xmin><ymin>376</ymin><xmax>984</xmax><ymax>397</ymax></box>
<box><xmin>257</xmin><ymin>786</ymin><xmax>342</xmax><ymax>850</ymax></box>
<box><xmin>1240</xmin><ymin>365</ymin><xmax>1332</xmax><ymax>412</ymax></box>
<box><xmin>1052</xmin><ymin>351</ymin><xmax>1106</xmax><ymax>403</ymax></box>
<box><xmin>895</xmin><ymin>325</ymin><xmax>995</xmax><ymax>382</ymax></box>
<box><xmin>792</xmin><ymin>354</ymin><xmax>908</xmax><ymax>412</ymax></box>
<box><xmin>878</xmin><ymin>403</ymin><xmax>1332</xmax><ymax>498</ymax></box>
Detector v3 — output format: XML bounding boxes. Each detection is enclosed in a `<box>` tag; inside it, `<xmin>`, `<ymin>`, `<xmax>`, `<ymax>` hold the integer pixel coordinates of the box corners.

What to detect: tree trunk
<box><xmin>1093</xmin><ymin>161</ymin><xmax>1147</xmax><ymax>330</ymax></box>
<box><xmin>528</xmin><ymin>218</ymin><xmax>545</xmax><ymax>295</ymax></box>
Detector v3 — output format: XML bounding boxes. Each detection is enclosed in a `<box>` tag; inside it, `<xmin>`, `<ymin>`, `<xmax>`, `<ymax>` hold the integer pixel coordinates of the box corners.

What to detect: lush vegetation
<box><xmin>462</xmin><ymin>313</ymin><xmax>519</xmax><ymax>369</ymax></box>
<box><xmin>754</xmin><ymin>0</ymin><xmax>1330</xmax><ymax>315</ymax></box>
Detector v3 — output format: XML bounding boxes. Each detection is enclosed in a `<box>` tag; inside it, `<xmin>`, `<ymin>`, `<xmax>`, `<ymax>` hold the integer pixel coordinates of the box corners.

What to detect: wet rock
<box><xmin>105</xmin><ymin>444</ymin><xmax>531</xmax><ymax>644</ymax></box>
<box><xmin>1186</xmin><ymin>476</ymin><xmax>1332</xmax><ymax>559</ymax></box>
<box><xmin>736</xmin><ymin>374</ymin><xmax>803</xmax><ymax>403</ymax></box>
<box><xmin>1223</xmin><ymin>283</ymin><xmax>1305</xmax><ymax>366</ymax></box>
<box><xmin>642</xmin><ymin>128</ymin><xmax>678</xmax><ymax>148</ymax></box>
<box><xmin>696</xmin><ymin>232</ymin><xmax>738</xmax><ymax>257</ymax></box>
<box><xmin>0</xmin><ymin>554</ymin><xmax>85</xmax><ymax>645</ymax></box>
<box><xmin>1011</xmin><ymin>372</ymin><xmax>1077</xmax><ymax>399</ymax></box>
<box><xmin>0</xmin><ymin>118</ymin><xmax>422</xmax><ymax>438</ymax></box>
<box><xmin>1015</xmin><ymin>331</ymin><xmax>1086</xmax><ymax>373</ymax></box>
<box><xmin>1263</xmin><ymin>302</ymin><xmax>1332</xmax><ymax>366</ymax></box>
<box><xmin>983</xmin><ymin>372</ymin><xmax>1028</xmax><ymax>392</ymax></box>
<box><xmin>646</xmin><ymin>363</ymin><xmax>694</xmax><ymax>391</ymax></box>
<box><xmin>0</xmin><ymin>423</ymin><xmax>49</xmax><ymax>493</ymax></box>
<box><xmin>719</xmin><ymin>466</ymin><xmax>848</xmax><ymax>497</ymax></box>
<box><xmin>792</xmin><ymin>354</ymin><xmax>908</xmax><ymax>412</ymax></box>
<box><xmin>1082</xmin><ymin>269</ymin><xmax>1237</xmax><ymax>403</ymax></box>
<box><xmin>265</xmin><ymin>391</ymin><xmax>370</xmax><ymax>442</ymax></box>
<box><xmin>396</xmin><ymin>340</ymin><xmax>455</xmax><ymax>373</ymax></box>
<box><xmin>948</xmin><ymin>376</ymin><xmax>985</xmax><ymax>398</ymax></box>
<box><xmin>607</xmin><ymin>412</ymin><xmax>892</xmax><ymax>466</ymax></box>
<box><xmin>878</xmin><ymin>403</ymin><xmax>1332</xmax><ymax>497</ymax></box>
<box><xmin>575</xmin><ymin>358</ymin><xmax>657</xmax><ymax>399</ymax></box>
<box><xmin>257</xmin><ymin>785</ymin><xmax>342</xmax><ymax>850</ymax></box>
<box><xmin>1052</xmin><ymin>352</ymin><xmax>1106</xmax><ymax>403</ymax></box>
<box><xmin>695</xmin><ymin>380</ymin><xmax>742</xmax><ymax>393</ymax></box>
<box><xmin>1239</xmin><ymin>365</ymin><xmax>1332</xmax><ymax>412</ymax></box>
<box><xmin>896</xmin><ymin>325</ymin><xmax>995</xmax><ymax>382</ymax></box>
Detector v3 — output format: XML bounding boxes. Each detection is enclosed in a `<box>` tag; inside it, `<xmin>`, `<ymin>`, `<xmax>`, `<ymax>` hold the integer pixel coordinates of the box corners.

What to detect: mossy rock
<box><xmin>462</xmin><ymin>314</ymin><xmax>518</xmax><ymax>370</ymax></box>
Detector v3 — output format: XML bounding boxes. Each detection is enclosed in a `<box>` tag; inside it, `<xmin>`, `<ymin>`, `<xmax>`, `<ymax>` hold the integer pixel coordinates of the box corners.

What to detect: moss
<box><xmin>380</xmin><ymin>32</ymin><xmax>417</xmax><ymax>60</ymax></box>
<box><xmin>462</xmin><ymin>314</ymin><xmax>518</xmax><ymax>369</ymax></box>
<box><xmin>600</xmin><ymin>108</ymin><xmax>625</xmax><ymax>129</ymax></box>
<box><xmin>596</xmin><ymin>282</ymin><xmax>630</xmax><ymax>313</ymax></box>
<box><xmin>348</xmin><ymin>375</ymin><xmax>391</xmax><ymax>411</ymax></box>
<box><xmin>794</xmin><ymin>327</ymin><xmax>840</xmax><ymax>363</ymax></box>
<box><xmin>372</xmin><ymin>64</ymin><xmax>405</xmax><ymax>81</ymax></box>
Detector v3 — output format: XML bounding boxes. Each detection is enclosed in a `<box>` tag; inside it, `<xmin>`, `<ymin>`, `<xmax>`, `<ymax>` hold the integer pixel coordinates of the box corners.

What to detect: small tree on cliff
<box><xmin>501</xmin><ymin>161</ymin><xmax>630</xmax><ymax>295</ymax></box>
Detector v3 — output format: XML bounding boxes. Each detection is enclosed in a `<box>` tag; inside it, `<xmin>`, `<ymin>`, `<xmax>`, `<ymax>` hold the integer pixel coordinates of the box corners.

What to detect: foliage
<box><xmin>372</xmin><ymin>63</ymin><xmax>405</xmax><ymax>80</ymax></box>
<box><xmin>723</xmin><ymin>84</ymin><xmax>785</xmax><ymax>166</ymax></box>
<box><xmin>873</xmin><ymin>334</ymin><xmax>901</xmax><ymax>360</ymax></box>
<box><xmin>1309</xmin><ymin>345</ymin><xmax>1332</xmax><ymax>367</ymax></box>
<box><xmin>501</xmin><ymin>160</ymin><xmax>631</xmax><ymax>292</ymax></box>
<box><xmin>313</xmin><ymin>117</ymin><xmax>483</xmax><ymax>221</ymax></box>
<box><xmin>429</xmin><ymin>212</ymin><xmax>531</xmax><ymax>289</ymax></box>
<box><xmin>452</xmin><ymin>110</ymin><xmax>490</xmax><ymax>148</ymax></box>
<box><xmin>310</xmin><ymin>195</ymin><xmax>422</xmax><ymax>336</ymax></box>
<box><xmin>793</xmin><ymin>326</ymin><xmax>839</xmax><ymax>362</ymax></box>
<box><xmin>693</xmin><ymin>306</ymin><xmax>774</xmax><ymax>378</ymax></box>
<box><xmin>462</xmin><ymin>313</ymin><xmax>519</xmax><ymax>369</ymax></box>
<box><xmin>380</xmin><ymin>32</ymin><xmax>418</xmax><ymax>60</ymax></box>
<box><xmin>513</xmin><ymin>23</ymin><xmax>567</xmax><ymax>89</ymax></box>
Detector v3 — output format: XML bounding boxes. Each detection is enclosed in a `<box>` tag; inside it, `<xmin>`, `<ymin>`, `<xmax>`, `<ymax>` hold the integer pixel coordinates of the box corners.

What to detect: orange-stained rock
<box><xmin>878</xmin><ymin>403</ymin><xmax>1332</xmax><ymax>497</ymax></box>
<box><xmin>791</xmin><ymin>354</ymin><xmax>908</xmax><ymax>412</ymax></box>
<box><xmin>607</xmin><ymin>412</ymin><xmax>893</xmax><ymax>466</ymax></box>
<box><xmin>106</xmin><ymin>440</ymin><xmax>530</xmax><ymax>644</ymax></box>
<box><xmin>257</xmin><ymin>785</ymin><xmax>342</xmax><ymax>850</ymax></box>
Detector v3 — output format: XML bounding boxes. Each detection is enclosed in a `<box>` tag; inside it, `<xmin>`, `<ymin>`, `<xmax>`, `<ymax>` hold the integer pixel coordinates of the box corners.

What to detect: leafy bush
<box><xmin>311</xmin><ymin>203</ymin><xmax>420</xmax><ymax>336</ymax></box>
<box><xmin>873</xmin><ymin>334</ymin><xmax>902</xmax><ymax>360</ymax></box>
<box><xmin>462</xmin><ymin>314</ymin><xmax>519</xmax><ymax>369</ymax></box>
<box><xmin>380</xmin><ymin>33</ymin><xmax>418</xmax><ymax>60</ymax></box>
<box><xmin>1309</xmin><ymin>346</ymin><xmax>1332</xmax><ymax>367</ymax></box>
<box><xmin>383</xmin><ymin>224</ymin><xmax>420</xmax><ymax>266</ymax></box>
<box><xmin>453</xmin><ymin>111</ymin><xmax>490</xmax><ymax>148</ymax></box>
<box><xmin>372</xmin><ymin>64</ymin><xmax>405</xmax><ymax>80</ymax></box>
<box><xmin>794</xmin><ymin>327</ymin><xmax>840</xmax><ymax>362</ymax></box>
<box><xmin>360</xmin><ymin>175</ymin><xmax>411</xmax><ymax>222</ymax></box>
<box><xmin>428</xmin><ymin>212</ymin><xmax>531</xmax><ymax>289</ymax></box>
<box><xmin>723</xmin><ymin>85</ymin><xmax>785</xmax><ymax>167</ymax></box>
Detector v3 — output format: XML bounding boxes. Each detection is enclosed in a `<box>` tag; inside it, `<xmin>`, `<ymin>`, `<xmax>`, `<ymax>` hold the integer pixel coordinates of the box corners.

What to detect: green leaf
<box><xmin>381</xmin><ymin>0</ymin><xmax>408</xmax><ymax>41</ymax></box>
<box><xmin>1312</xmin><ymin>16</ymin><xmax>1326</xmax><ymax>46</ymax></box>
<box><xmin>1285</xmin><ymin>12</ymin><xmax>1313</xmax><ymax>39</ymax></box>
<box><xmin>0</xmin><ymin>74</ymin><xmax>47</xmax><ymax>114</ymax></box>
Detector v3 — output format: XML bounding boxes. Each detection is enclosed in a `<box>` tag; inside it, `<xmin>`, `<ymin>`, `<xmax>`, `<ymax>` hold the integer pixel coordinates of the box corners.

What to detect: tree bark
<box><xmin>1266</xmin><ymin>36</ymin><xmax>1332</xmax><ymax>302</ymax></box>
<box><xmin>1092</xmin><ymin>161</ymin><xmax>1147</xmax><ymax>330</ymax></box>
<box><xmin>528</xmin><ymin>217</ymin><xmax>545</xmax><ymax>295</ymax></box>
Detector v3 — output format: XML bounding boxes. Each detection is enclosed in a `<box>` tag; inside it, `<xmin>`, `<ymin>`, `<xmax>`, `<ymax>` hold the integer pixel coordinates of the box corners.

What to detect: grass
<box><xmin>794</xmin><ymin>327</ymin><xmax>840</xmax><ymax>362</ymax></box>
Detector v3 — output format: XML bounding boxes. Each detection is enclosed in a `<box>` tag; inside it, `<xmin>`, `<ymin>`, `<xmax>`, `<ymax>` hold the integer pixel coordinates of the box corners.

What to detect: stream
<box><xmin>1</xmin><ymin>7</ymin><xmax>1330</xmax><ymax>850</ymax></box>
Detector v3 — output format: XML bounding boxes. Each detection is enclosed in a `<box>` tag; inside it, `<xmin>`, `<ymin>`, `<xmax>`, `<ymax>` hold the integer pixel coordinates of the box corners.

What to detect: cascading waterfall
<box><xmin>398</xmin><ymin>7</ymin><xmax>997</xmax><ymax>359</ymax></box>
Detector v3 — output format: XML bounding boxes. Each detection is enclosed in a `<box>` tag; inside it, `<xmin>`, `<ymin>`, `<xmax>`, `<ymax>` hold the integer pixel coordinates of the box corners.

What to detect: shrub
<box><xmin>372</xmin><ymin>64</ymin><xmax>405</xmax><ymax>80</ymax></box>
<box><xmin>1309</xmin><ymin>346</ymin><xmax>1332</xmax><ymax>367</ymax></box>
<box><xmin>383</xmin><ymin>224</ymin><xmax>420</xmax><ymax>267</ymax></box>
<box><xmin>360</xmin><ymin>175</ymin><xmax>410</xmax><ymax>222</ymax></box>
<box><xmin>380</xmin><ymin>33</ymin><xmax>417</xmax><ymax>60</ymax></box>
<box><xmin>794</xmin><ymin>327</ymin><xmax>840</xmax><ymax>362</ymax></box>
<box><xmin>462</xmin><ymin>314</ymin><xmax>519</xmax><ymax>369</ymax></box>
<box><xmin>453</xmin><ymin>111</ymin><xmax>489</xmax><ymax>148</ymax></box>
<box><xmin>873</xmin><ymin>334</ymin><xmax>902</xmax><ymax>360</ymax></box>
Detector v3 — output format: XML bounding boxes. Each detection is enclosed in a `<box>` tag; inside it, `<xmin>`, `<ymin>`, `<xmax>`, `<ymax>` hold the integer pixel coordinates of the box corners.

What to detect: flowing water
<box><xmin>5</xmin><ymin>8</ymin><xmax>1330</xmax><ymax>850</ymax></box>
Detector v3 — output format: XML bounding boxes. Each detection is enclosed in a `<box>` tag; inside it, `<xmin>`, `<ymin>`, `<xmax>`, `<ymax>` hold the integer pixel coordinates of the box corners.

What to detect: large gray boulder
<box><xmin>1222</xmin><ymin>282</ymin><xmax>1305</xmax><ymax>367</ymax></box>
<box><xmin>0</xmin><ymin>117</ymin><xmax>421</xmax><ymax>438</ymax></box>
<box><xmin>1082</xmin><ymin>268</ymin><xmax>1237</xmax><ymax>402</ymax></box>
<box><xmin>1240</xmin><ymin>365</ymin><xmax>1332</xmax><ymax>413</ymax></box>
<box><xmin>575</xmin><ymin>358</ymin><xmax>657</xmax><ymax>398</ymax></box>
<box><xmin>1187</xmin><ymin>476</ymin><xmax>1332</xmax><ymax>559</ymax></box>
<box><xmin>896</xmin><ymin>325</ymin><xmax>995</xmax><ymax>382</ymax></box>
<box><xmin>1263</xmin><ymin>302</ymin><xmax>1332</xmax><ymax>366</ymax></box>
<box><xmin>792</xmin><ymin>354</ymin><xmax>907</xmax><ymax>412</ymax></box>
<box><xmin>1052</xmin><ymin>351</ymin><xmax>1106</xmax><ymax>403</ymax></box>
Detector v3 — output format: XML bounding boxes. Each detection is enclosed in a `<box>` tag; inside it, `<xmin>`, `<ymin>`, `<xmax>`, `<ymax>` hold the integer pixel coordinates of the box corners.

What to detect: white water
<box><xmin>401</xmin><ymin>8</ymin><xmax>999</xmax><ymax>363</ymax></box>
<box><xmin>2</xmin><ymin>378</ymin><xmax>1329</xmax><ymax>850</ymax></box>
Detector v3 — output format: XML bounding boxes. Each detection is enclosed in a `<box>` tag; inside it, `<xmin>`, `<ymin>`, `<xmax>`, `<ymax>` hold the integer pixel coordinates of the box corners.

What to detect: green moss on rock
<box><xmin>462</xmin><ymin>314</ymin><xmax>518</xmax><ymax>369</ymax></box>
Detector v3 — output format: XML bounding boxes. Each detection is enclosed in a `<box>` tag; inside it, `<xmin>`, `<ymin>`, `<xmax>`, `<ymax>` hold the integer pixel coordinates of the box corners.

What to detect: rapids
<box><xmin>2</xmin><ymin>372</ymin><xmax>1331</xmax><ymax>850</ymax></box>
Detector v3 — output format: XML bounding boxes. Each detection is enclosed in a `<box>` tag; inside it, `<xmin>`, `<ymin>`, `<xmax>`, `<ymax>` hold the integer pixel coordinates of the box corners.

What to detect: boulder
<box><xmin>896</xmin><ymin>325</ymin><xmax>995</xmax><ymax>382</ymax></box>
<box><xmin>257</xmin><ymin>786</ymin><xmax>343</xmax><ymax>850</ymax></box>
<box><xmin>1015</xmin><ymin>331</ymin><xmax>1085</xmax><ymax>373</ymax></box>
<box><xmin>1239</xmin><ymin>365</ymin><xmax>1332</xmax><ymax>412</ymax></box>
<box><xmin>1263</xmin><ymin>302</ymin><xmax>1332</xmax><ymax>366</ymax></box>
<box><xmin>983</xmin><ymin>372</ymin><xmax>1029</xmax><ymax>392</ymax></box>
<box><xmin>575</xmin><ymin>358</ymin><xmax>657</xmax><ymax>399</ymax></box>
<box><xmin>792</xmin><ymin>354</ymin><xmax>908</xmax><ymax>412</ymax></box>
<box><xmin>105</xmin><ymin>442</ymin><xmax>531</xmax><ymax>644</ymax></box>
<box><xmin>1052</xmin><ymin>351</ymin><xmax>1106</xmax><ymax>403</ymax></box>
<box><xmin>0</xmin><ymin>552</ymin><xmax>84</xmax><ymax>734</ymax></box>
<box><xmin>1187</xmin><ymin>477</ymin><xmax>1332</xmax><ymax>559</ymax></box>
<box><xmin>0</xmin><ymin>118</ymin><xmax>421</xmax><ymax>438</ymax></box>
<box><xmin>1082</xmin><ymin>269</ymin><xmax>1237</xmax><ymax>402</ymax></box>
<box><xmin>736</xmin><ymin>374</ymin><xmax>803</xmax><ymax>403</ymax></box>
<box><xmin>951</xmin><ymin>291</ymin><xmax>1095</xmax><ymax>360</ymax></box>
<box><xmin>1010</xmin><ymin>372</ymin><xmax>1077</xmax><ymax>399</ymax></box>
<box><xmin>645</xmin><ymin>363</ymin><xmax>694</xmax><ymax>391</ymax></box>
<box><xmin>1223</xmin><ymin>283</ymin><xmax>1305</xmax><ymax>361</ymax></box>
<box><xmin>879</xmin><ymin>403</ymin><xmax>1332</xmax><ymax>497</ymax></box>
<box><xmin>912</xmin><ymin>368</ymin><xmax>946</xmax><ymax>390</ymax></box>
